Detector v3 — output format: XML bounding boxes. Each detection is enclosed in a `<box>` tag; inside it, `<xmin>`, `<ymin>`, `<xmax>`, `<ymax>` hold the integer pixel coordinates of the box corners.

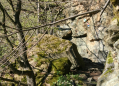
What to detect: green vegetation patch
<box><xmin>37</xmin><ymin>34</ymin><xmax>72</xmax><ymax>54</ymax></box>
<box><xmin>51</xmin><ymin>74</ymin><xmax>83</xmax><ymax>86</ymax></box>
<box><xmin>104</xmin><ymin>67</ymin><xmax>114</xmax><ymax>75</ymax></box>
<box><xmin>52</xmin><ymin>57</ymin><xmax>71</xmax><ymax>75</ymax></box>
<box><xmin>107</xmin><ymin>51</ymin><xmax>113</xmax><ymax>64</ymax></box>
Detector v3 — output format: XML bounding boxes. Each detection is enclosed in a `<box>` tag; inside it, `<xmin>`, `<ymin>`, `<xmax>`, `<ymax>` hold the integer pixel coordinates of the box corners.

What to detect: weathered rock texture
<box><xmin>57</xmin><ymin>0</ymin><xmax>113</xmax><ymax>63</ymax></box>
<box><xmin>97</xmin><ymin>39</ymin><xmax>119</xmax><ymax>86</ymax></box>
<box><xmin>97</xmin><ymin>0</ymin><xmax>119</xmax><ymax>84</ymax></box>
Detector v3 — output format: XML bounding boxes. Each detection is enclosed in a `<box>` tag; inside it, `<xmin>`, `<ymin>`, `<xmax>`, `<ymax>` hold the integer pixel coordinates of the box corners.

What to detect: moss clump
<box><xmin>27</xmin><ymin>34</ymin><xmax>72</xmax><ymax>60</ymax></box>
<box><xmin>107</xmin><ymin>51</ymin><xmax>113</xmax><ymax>64</ymax></box>
<box><xmin>35</xmin><ymin>57</ymin><xmax>71</xmax><ymax>85</ymax></box>
<box><xmin>101</xmin><ymin>52</ymin><xmax>114</xmax><ymax>78</ymax></box>
<box><xmin>104</xmin><ymin>67</ymin><xmax>114</xmax><ymax>75</ymax></box>
<box><xmin>35</xmin><ymin>53</ymin><xmax>49</xmax><ymax>67</ymax></box>
<box><xmin>46</xmin><ymin>57</ymin><xmax>71</xmax><ymax>85</ymax></box>
<box><xmin>21</xmin><ymin>76</ymin><xmax>27</xmax><ymax>82</ymax></box>
<box><xmin>78</xmin><ymin>80</ymin><xmax>83</xmax><ymax>85</ymax></box>
<box><xmin>52</xmin><ymin>57</ymin><xmax>71</xmax><ymax>75</ymax></box>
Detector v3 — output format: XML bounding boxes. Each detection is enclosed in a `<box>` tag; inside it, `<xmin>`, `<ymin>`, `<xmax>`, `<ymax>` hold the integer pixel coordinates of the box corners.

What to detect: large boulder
<box><xmin>27</xmin><ymin>34</ymin><xmax>84</xmax><ymax>70</ymax></box>
<box><xmin>26</xmin><ymin>34</ymin><xmax>85</xmax><ymax>85</ymax></box>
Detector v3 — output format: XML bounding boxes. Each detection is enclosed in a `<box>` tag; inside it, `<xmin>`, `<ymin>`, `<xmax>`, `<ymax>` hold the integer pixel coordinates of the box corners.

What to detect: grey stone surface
<box><xmin>97</xmin><ymin>21</ymin><xmax>119</xmax><ymax>86</ymax></box>
<box><xmin>60</xmin><ymin>1</ymin><xmax>113</xmax><ymax>63</ymax></box>
<box><xmin>56</xmin><ymin>25</ymin><xmax>72</xmax><ymax>39</ymax></box>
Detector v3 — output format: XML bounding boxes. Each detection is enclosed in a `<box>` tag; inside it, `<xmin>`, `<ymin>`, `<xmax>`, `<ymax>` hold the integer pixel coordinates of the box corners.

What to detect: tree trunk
<box><xmin>36</xmin><ymin>0</ymin><xmax>40</xmax><ymax>34</ymax></box>
<box><xmin>15</xmin><ymin>0</ymin><xmax>36</xmax><ymax>86</ymax></box>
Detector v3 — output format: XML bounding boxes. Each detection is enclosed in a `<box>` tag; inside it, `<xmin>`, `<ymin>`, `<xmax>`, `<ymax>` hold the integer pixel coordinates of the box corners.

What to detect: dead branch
<box><xmin>0</xmin><ymin>22</ymin><xmax>17</xmax><ymax>30</ymax></box>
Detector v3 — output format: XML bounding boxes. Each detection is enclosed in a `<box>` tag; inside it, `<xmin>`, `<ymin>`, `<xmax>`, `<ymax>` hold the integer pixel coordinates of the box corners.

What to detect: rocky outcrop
<box><xmin>97</xmin><ymin>13</ymin><xmax>119</xmax><ymax>86</ymax></box>
<box><xmin>56</xmin><ymin>0</ymin><xmax>113</xmax><ymax>63</ymax></box>
<box><xmin>97</xmin><ymin>40</ymin><xmax>119</xmax><ymax>86</ymax></box>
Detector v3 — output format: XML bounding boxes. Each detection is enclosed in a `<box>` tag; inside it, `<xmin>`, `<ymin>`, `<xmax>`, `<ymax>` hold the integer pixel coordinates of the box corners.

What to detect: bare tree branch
<box><xmin>14</xmin><ymin>1</ymin><xmax>36</xmax><ymax>85</ymax></box>
<box><xmin>100</xmin><ymin>0</ymin><xmax>110</xmax><ymax>16</ymax></box>
<box><xmin>21</xmin><ymin>8</ymin><xmax>37</xmax><ymax>14</ymax></box>
<box><xmin>28</xmin><ymin>0</ymin><xmax>37</xmax><ymax>11</ymax></box>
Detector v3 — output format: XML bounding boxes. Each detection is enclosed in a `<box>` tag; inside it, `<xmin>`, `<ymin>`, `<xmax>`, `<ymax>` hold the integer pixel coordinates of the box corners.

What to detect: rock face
<box><xmin>97</xmin><ymin>40</ymin><xmax>119</xmax><ymax>86</ymax></box>
<box><xmin>56</xmin><ymin>25</ymin><xmax>72</xmax><ymax>39</ymax></box>
<box><xmin>56</xmin><ymin>0</ymin><xmax>113</xmax><ymax>63</ymax></box>
<box><xmin>97</xmin><ymin>16</ymin><xmax>119</xmax><ymax>86</ymax></box>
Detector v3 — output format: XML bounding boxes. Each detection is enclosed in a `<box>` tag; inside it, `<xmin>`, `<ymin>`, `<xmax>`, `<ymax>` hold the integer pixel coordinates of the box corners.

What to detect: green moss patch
<box><xmin>36</xmin><ymin>34</ymin><xmax>72</xmax><ymax>54</ymax></box>
<box><xmin>52</xmin><ymin>57</ymin><xmax>71</xmax><ymax>75</ymax></box>
<box><xmin>35</xmin><ymin>57</ymin><xmax>71</xmax><ymax>85</ymax></box>
<box><xmin>107</xmin><ymin>51</ymin><xmax>113</xmax><ymax>64</ymax></box>
<box><xmin>104</xmin><ymin>67</ymin><xmax>114</xmax><ymax>75</ymax></box>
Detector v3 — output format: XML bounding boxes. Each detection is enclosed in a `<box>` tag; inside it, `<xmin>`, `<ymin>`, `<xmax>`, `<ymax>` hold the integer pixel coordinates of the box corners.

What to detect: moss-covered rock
<box><xmin>27</xmin><ymin>34</ymin><xmax>84</xmax><ymax>85</ymax></box>
<box><xmin>27</xmin><ymin>34</ymin><xmax>84</xmax><ymax>69</ymax></box>
<box><xmin>51</xmin><ymin>57</ymin><xmax>71</xmax><ymax>75</ymax></box>
<box><xmin>35</xmin><ymin>57</ymin><xmax>71</xmax><ymax>85</ymax></box>
<box><xmin>27</xmin><ymin>34</ymin><xmax>72</xmax><ymax>58</ymax></box>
